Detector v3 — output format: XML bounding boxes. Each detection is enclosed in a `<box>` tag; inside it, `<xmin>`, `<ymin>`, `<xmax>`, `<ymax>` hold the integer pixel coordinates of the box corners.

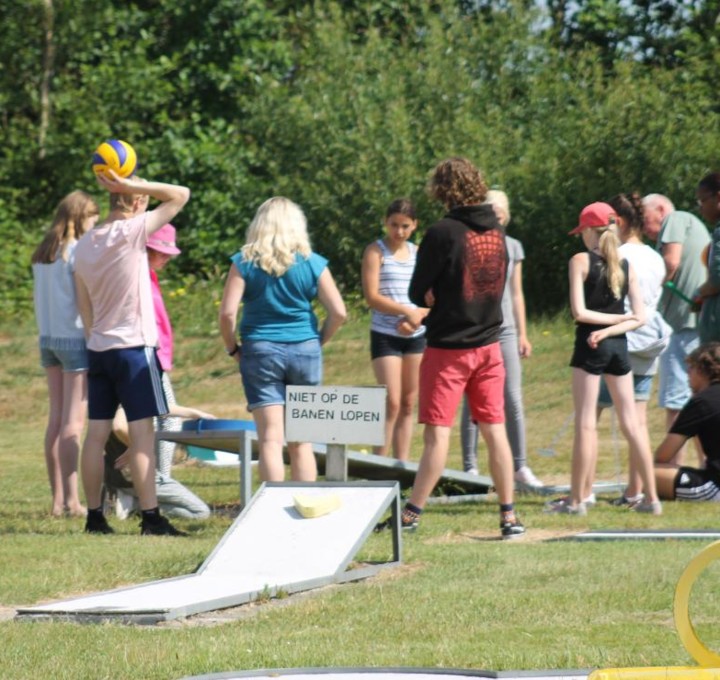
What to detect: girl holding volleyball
<box><xmin>32</xmin><ymin>190</ymin><xmax>99</xmax><ymax>516</ymax></box>
<box><xmin>546</xmin><ymin>202</ymin><xmax>661</xmax><ymax>515</ymax></box>
<box><xmin>361</xmin><ymin>198</ymin><xmax>427</xmax><ymax>460</ymax></box>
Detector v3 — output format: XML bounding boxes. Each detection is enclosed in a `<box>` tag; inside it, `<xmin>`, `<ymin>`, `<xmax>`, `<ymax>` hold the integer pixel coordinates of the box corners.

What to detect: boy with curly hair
<box><xmin>400</xmin><ymin>157</ymin><xmax>524</xmax><ymax>539</ymax></box>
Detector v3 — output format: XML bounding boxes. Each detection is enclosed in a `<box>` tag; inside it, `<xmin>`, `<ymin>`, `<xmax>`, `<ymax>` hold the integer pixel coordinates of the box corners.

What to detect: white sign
<box><xmin>285</xmin><ymin>385</ymin><xmax>386</xmax><ymax>446</ymax></box>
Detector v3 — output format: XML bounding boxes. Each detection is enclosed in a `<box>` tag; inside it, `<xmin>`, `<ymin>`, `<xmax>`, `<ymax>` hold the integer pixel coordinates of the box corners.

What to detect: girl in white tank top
<box><xmin>361</xmin><ymin>199</ymin><xmax>428</xmax><ymax>460</ymax></box>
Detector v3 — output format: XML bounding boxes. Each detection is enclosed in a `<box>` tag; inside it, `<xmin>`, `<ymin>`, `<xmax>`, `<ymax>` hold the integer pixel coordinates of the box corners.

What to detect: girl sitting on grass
<box><xmin>654</xmin><ymin>342</ymin><xmax>720</xmax><ymax>501</ymax></box>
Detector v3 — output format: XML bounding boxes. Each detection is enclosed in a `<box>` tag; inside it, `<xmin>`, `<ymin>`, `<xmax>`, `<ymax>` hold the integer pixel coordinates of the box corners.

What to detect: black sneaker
<box><xmin>500</xmin><ymin>517</ymin><xmax>525</xmax><ymax>540</ymax></box>
<box><xmin>401</xmin><ymin>514</ymin><xmax>418</xmax><ymax>532</ymax></box>
<box><xmin>610</xmin><ymin>493</ymin><xmax>644</xmax><ymax>508</ymax></box>
<box><xmin>373</xmin><ymin>515</ymin><xmax>418</xmax><ymax>533</ymax></box>
<box><xmin>85</xmin><ymin>513</ymin><xmax>114</xmax><ymax>534</ymax></box>
<box><xmin>140</xmin><ymin>515</ymin><xmax>187</xmax><ymax>537</ymax></box>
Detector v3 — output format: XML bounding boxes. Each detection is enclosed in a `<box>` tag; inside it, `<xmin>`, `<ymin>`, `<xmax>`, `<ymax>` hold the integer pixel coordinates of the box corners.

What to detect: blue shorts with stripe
<box><xmin>88</xmin><ymin>346</ymin><xmax>168</xmax><ymax>422</ymax></box>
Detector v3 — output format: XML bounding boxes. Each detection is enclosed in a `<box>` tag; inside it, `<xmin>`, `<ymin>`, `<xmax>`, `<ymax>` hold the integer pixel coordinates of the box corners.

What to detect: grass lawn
<box><xmin>1</xmin><ymin>299</ymin><xmax>719</xmax><ymax>680</ymax></box>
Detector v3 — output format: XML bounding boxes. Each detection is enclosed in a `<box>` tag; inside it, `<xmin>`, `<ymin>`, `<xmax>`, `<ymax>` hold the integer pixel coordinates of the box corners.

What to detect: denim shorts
<box><xmin>598</xmin><ymin>373</ymin><xmax>654</xmax><ymax>408</ymax></box>
<box><xmin>40</xmin><ymin>345</ymin><xmax>89</xmax><ymax>372</ymax></box>
<box><xmin>240</xmin><ymin>338</ymin><xmax>322</xmax><ymax>411</ymax></box>
<box><xmin>658</xmin><ymin>329</ymin><xmax>700</xmax><ymax>410</ymax></box>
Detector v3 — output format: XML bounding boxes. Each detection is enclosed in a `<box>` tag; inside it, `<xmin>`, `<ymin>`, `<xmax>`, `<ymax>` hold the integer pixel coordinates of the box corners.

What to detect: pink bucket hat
<box><xmin>568</xmin><ymin>202</ymin><xmax>617</xmax><ymax>235</ymax></box>
<box><xmin>147</xmin><ymin>224</ymin><xmax>181</xmax><ymax>255</ymax></box>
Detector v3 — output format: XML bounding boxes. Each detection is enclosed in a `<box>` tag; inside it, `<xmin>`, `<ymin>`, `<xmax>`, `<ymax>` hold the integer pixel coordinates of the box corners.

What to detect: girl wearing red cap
<box><xmin>546</xmin><ymin>202</ymin><xmax>661</xmax><ymax>515</ymax></box>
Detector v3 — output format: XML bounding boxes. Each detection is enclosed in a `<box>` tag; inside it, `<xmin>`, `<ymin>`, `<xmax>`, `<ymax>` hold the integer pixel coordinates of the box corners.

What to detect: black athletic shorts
<box><xmin>674</xmin><ymin>466</ymin><xmax>720</xmax><ymax>502</ymax></box>
<box><xmin>370</xmin><ymin>330</ymin><xmax>426</xmax><ymax>360</ymax></box>
<box><xmin>569</xmin><ymin>330</ymin><xmax>631</xmax><ymax>376</ymax></box>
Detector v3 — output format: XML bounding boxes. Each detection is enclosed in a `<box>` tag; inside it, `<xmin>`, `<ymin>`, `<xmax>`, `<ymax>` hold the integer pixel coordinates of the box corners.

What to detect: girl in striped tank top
<box><xmin>361</xmin><ymin>198</ymin><xmax>428</xmax><ymax>460</ymax></box>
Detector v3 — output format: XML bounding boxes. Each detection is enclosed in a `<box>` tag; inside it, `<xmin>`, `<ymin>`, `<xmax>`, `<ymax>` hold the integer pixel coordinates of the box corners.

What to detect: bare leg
<box><xmin>478</xmin><ymin>422</ymin><xmax>514</xmax><ymax>505</ymax></box>
<box><xmin>624</xmin><ymin>400</ymin><xmax>648</xmax><ymax>498</ymax></box>
<box><xmin>570</xmin><ymin>368</ymin><xmax>601</xmax><ymax>506</ymax></box>
<box><xmin>655</xmin><ymin>466</ymin><xmax>678</xmax><ymax>500</ymax></box>
<box><xmin>252</xmin><ymin>404</ymin><xmax>286</xmax><ymax>482</ymax></box>
<box><xmin>44</xmin><ymin>367</ymin><xmax>64</xmax><ymax>515</ymax></box>
<box><xmin>59</xmin><ymin>370</ymin><xmax>87</xmax><ymax>515</ymax></box>
<box><xmin>81</xmin><ymin>419</ymin><xmax>113</xmax><ymax>509</ymax></box>
<box><xmin>664</xmin><ymin>409</ymin><xmax>685</xmax><ymax>463</ymax></box>
<box><xmin>371</xmin><ymin>355</ymin><xmax>402</xmax><ymax>457</ymax></box>
<box><xmin>393</xmin><ymin>352</ymin><xmax>422</xmax><ymax>461</ymax></box>
<box><xmin>606</xmin><ymin>374</ymin><xmax>658</xmax><ymax>503</ymax></box>
<box><xmin>127</xmin><ymin>416</ymin><xmax>159</xmax><ymax>510</ymax></box>
<box><xmin>408</xmin><ymin>425</ymin><xmax>451</xmax><ymax>509</ymax></box>
<box><xmin>287</xmin><ymin>441</ymin><xmax>317</xmax><ymax>481</ymax></box>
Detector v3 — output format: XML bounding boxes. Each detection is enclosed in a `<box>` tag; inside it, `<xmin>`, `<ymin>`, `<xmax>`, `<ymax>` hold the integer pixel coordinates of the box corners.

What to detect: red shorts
<box><xmin>418</xmin><ymin>343</ymin><xmax>505</xmax><ymax>426</ymax></box>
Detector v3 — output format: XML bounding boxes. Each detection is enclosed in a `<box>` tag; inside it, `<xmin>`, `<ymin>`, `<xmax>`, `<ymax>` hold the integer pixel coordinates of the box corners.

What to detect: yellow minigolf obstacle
<box><xmin>673</xmin><ymin>540</ymin><xmax>720</xmax><ymax>668</ymax></box>
<box><xmin>590</xmin><ymin>540</ymin><xmax>720</xmax><ymax>680</ymax></box>
<box><xmin>293</xmin><ymin>493</ymin><xmax>342</xmax><ymax>518</ymax></box>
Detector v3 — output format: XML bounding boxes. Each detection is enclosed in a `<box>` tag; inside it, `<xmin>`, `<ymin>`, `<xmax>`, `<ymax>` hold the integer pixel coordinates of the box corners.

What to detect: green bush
<box><xmin>2</xmin><ymin>0</ymin><xmax>719</xmax><ymax>319</ymax></box>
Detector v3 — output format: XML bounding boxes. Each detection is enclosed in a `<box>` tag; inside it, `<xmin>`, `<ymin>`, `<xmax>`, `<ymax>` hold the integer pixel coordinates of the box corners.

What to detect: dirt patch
<box><xmin>0</xmin><ymin>606</ymin><xmax>18</xmax><ymax>621</ymax></box>
<box><xmin>159</xmin><ymin>563</ymin><xmax>423</xmax><ymax>628</ymax></box>
<box><xmin>425</xmin><ymin>527</ymin><xmax>579</xmax><ymax>544</ymax></box>
<box><xmin>160</xmin><ymin>583</ymin><xmax>336</xmax><ymax>628</ymax></box>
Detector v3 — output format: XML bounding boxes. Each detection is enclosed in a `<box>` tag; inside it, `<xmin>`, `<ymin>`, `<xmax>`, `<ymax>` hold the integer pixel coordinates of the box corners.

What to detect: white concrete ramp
<box><xmin>16</xmin><ymin>482</ymin><xmax>401</xmax><ymax>625</ymax></box>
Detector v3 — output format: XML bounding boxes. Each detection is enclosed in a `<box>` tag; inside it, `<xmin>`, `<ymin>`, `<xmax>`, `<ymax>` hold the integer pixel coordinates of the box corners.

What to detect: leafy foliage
<box><xmin>2</xmin><ymin>0</ymin><xmax>720</xmax><ymax>318</ymax></box>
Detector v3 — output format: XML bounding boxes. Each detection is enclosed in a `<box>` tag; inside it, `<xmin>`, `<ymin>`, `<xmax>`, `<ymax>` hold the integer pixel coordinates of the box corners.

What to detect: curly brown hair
<box><xmin>686</xmin><ymin>342</ymin><xmax>720</xmax><ymax>384</ymax></box>
<box><xmin>427</xmin><ymin>157</ymin><xmax>488</xmax><ymax>209</ymax></box>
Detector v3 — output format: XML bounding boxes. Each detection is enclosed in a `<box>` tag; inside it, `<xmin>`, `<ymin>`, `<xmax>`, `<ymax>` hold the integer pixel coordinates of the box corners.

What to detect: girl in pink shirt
<box><xmin>146</xmin><ymin>223</ymin><xmax>182</xmax><ymax>476</ymax></box>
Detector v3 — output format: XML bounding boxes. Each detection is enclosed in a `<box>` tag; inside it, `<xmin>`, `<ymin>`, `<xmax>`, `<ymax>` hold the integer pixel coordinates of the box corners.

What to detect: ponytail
<box><xmin>31</xmin><ymin>190</ymin><xmax>99</xmax><ymax>265</ymax></box>
<box><xmin>598</xmin><ymin>227</ymin><xmax>624</xmax><ymax>299</ymax></box>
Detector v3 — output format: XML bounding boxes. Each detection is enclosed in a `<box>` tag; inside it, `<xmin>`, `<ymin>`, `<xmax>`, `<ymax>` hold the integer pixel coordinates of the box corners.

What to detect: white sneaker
<box><xmin>584</xmin><ymin>493</ymin><xmax>597</xmax><ymax>506</ymax></box>
<box><xmin>114</xmin><ymin>488</ymin><xmax>138</xmax><ymax>520</ymax></box>
<box><xmin>544</xmin><ymin>497</ymin><xmax>587</xmax><ymax>515</ymax></box>
<box><xmin>631</xmin><ymin>500</ymin><xmax>662</xmax><ymax>516</ymax></box>
<box><xmin>465</xmin><ymin>467</ymin><xmax>479</xmax><ymax>476</ymax></box>
<box><xmin>514</xmin><ymin>465</ymin><xmax>544</xmax><ymax>489</ymax></box>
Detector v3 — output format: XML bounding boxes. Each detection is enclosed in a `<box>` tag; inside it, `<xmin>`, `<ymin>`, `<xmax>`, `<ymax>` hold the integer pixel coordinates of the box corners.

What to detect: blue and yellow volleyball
<box><xmin>91</xmin><ymin>139</ymin><xmax>137</xmax><ymax>178</ymax></box>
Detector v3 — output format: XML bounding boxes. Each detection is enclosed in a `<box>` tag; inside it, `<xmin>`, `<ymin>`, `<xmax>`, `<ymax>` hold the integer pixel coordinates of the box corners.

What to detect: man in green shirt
<box><xmin>643</xmin><ymin>194</ymin><xmax>710</xmax><ymax>461</ymax></box>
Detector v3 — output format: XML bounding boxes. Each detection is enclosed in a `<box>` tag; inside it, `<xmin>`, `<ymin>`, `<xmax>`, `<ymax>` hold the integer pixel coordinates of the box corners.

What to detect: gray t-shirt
<box><xmin>657</xmin><ymin>210</ymin><xmax>710</xmax><ymax>331</ymax></box>
<box><xmin>500</xmin><ymin>236</ymin><xmax>524</xmax><ymax>331</ymax></box>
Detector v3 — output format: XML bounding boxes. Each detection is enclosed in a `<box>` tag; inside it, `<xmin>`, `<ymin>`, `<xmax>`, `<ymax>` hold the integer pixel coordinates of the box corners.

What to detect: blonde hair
<box><xmin>31</xmin><ymin>190</ymin><xmax>99</xmax><ymax>264</ymax></box>
<box><xmin>109</xmin><ymin>176</ymin><xmax>148</xmax><ymax>212</ymax></box>
<box><xmin>485</xmin><ymin>189</ymin><xmax>510</xmax><ymax>228</ymax></box>
<box><xmin>241</xmin><ymin>197</ymin><xmax>311</xmax><ymax>276</ymax></box>
<box><xmin>597</xmin><ymin>226</ymin><xmax>625</xmax><ymax>299</ymax></box>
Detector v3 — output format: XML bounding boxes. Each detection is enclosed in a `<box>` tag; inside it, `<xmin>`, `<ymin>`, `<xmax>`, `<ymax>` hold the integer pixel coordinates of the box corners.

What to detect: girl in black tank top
<box><xmin>545</xmin><ymin>202</ymin><xmax>662</xmax><ymax>515</ymax></box>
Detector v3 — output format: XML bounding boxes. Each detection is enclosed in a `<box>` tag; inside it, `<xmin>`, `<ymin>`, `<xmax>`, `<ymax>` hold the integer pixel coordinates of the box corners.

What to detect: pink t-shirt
<box><xmin>75</xmin><ymin>213</ymin><xmax>158</xmax><ymax>351</ymax></box>
<box><xmin>150</xmin><ymin>268</ymin><xmax>173</xmax><ymax>371</ymax></box>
